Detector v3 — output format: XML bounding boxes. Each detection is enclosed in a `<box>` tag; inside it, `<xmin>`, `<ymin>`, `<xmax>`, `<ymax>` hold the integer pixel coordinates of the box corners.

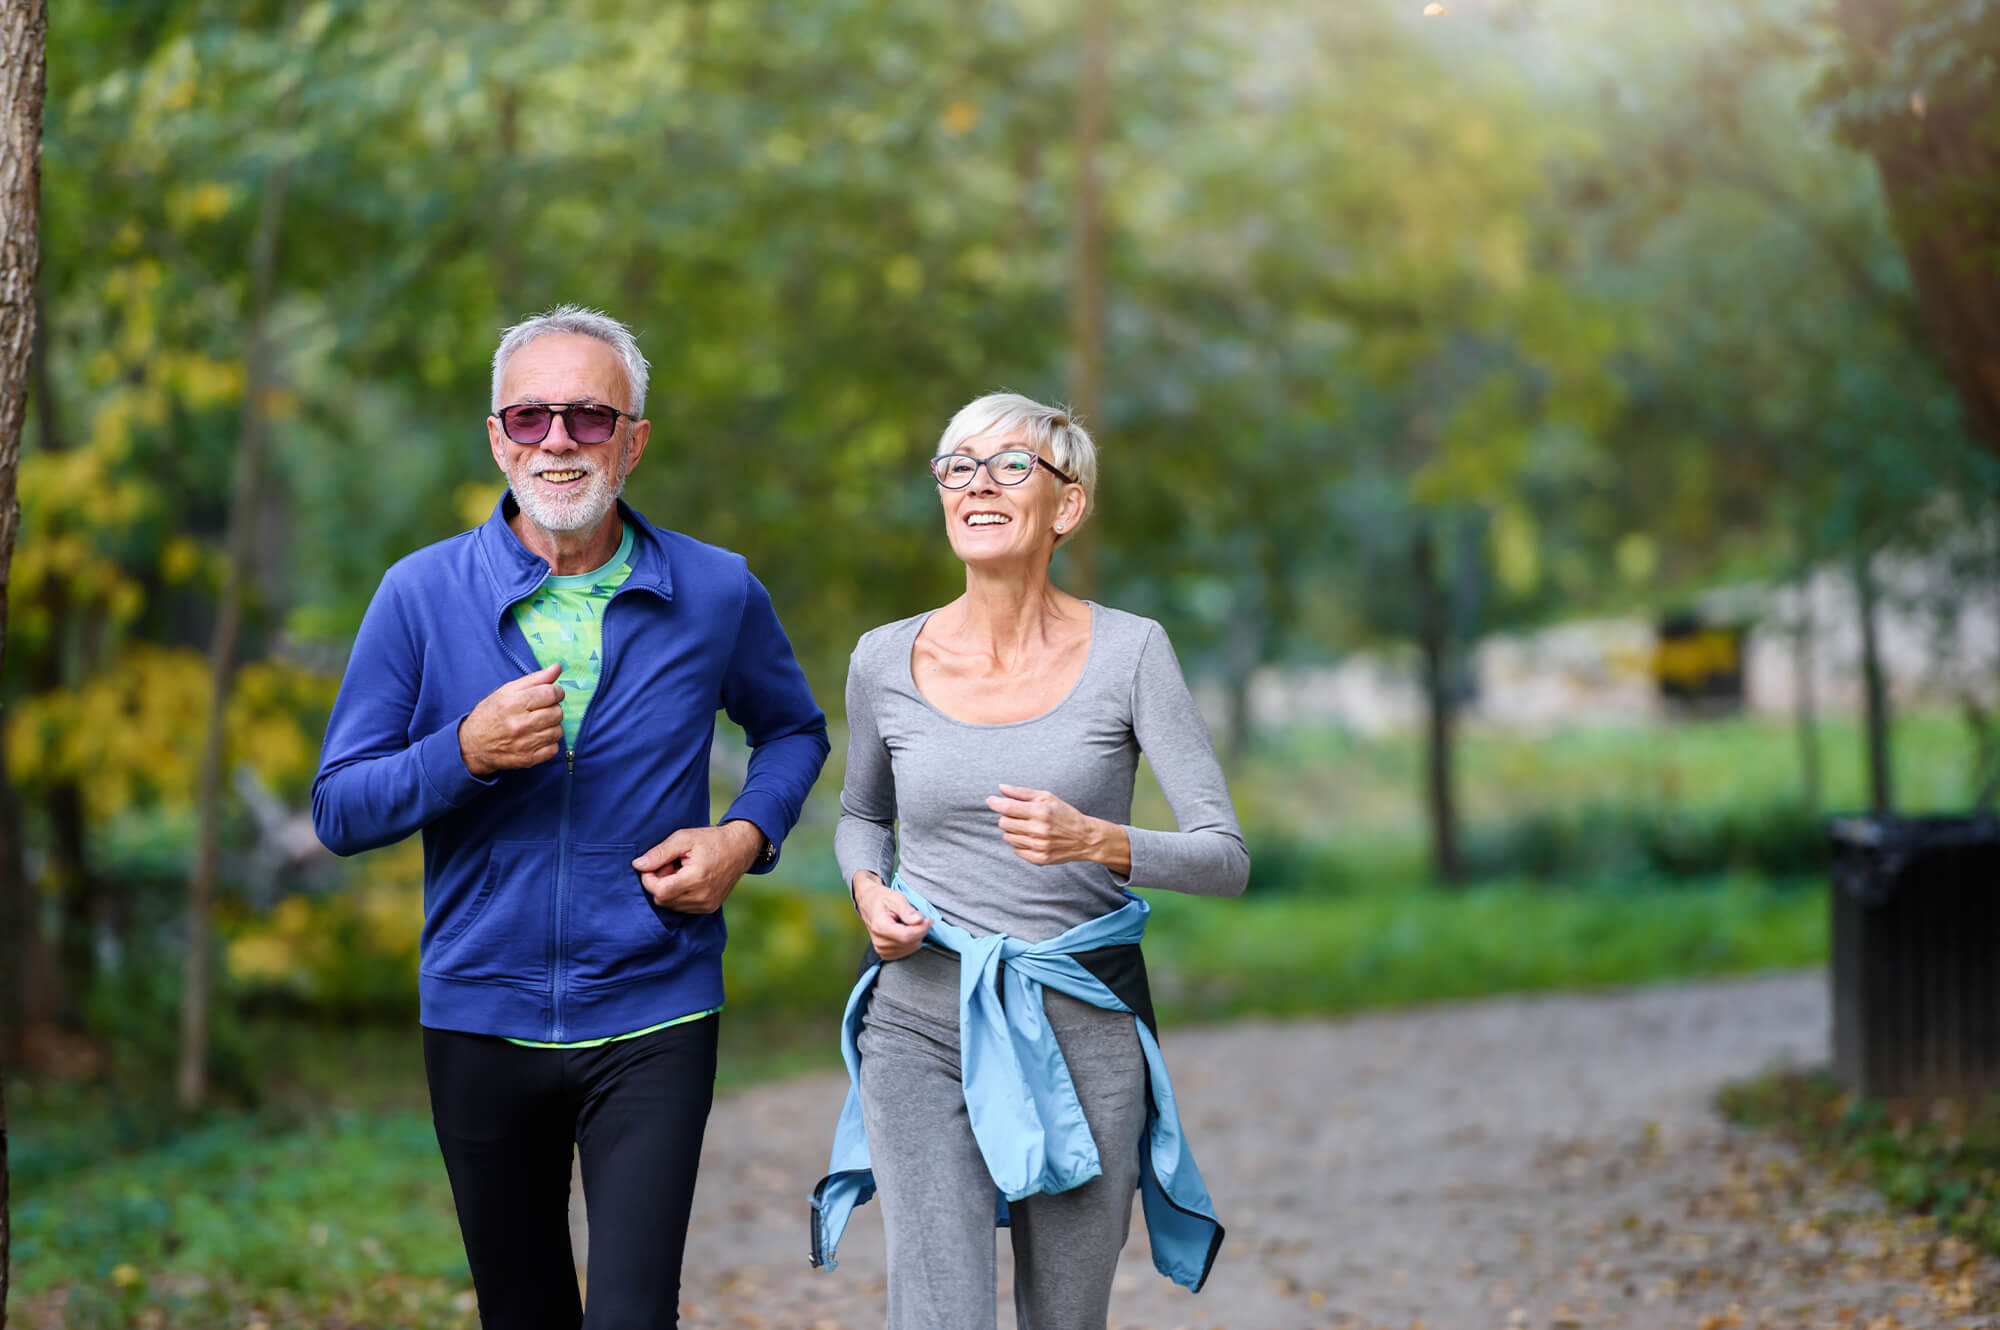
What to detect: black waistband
<box><xmin>857</xmin><ymin>940</ymin><xmax>1158</xmax><ymax>1037</ymax></box>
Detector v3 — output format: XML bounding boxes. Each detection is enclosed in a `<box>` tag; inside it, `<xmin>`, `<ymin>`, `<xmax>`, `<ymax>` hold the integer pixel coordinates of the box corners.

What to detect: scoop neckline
<box><xmin>903</xmin><ymin>602</ymin><xmax>1099</xmax><ymax>729</ymax></box>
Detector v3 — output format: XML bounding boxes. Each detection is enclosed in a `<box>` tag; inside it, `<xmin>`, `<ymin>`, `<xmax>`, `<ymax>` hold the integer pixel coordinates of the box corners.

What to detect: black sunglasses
<box><xmin>494</xmin><ymin>400</ymin><xmax>638</xmax><ymax>446</ymax></box>
<box><xmin>929</xmin><ymin>449</ymin><xmax>1077</xmax><ymax>489</ymax></box>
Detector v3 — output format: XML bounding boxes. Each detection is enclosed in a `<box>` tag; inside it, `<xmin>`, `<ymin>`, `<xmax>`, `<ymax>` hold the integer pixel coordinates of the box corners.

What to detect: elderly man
<box><xmin>313</xmin><ymin>306</ymin><xmax>829</xmax><ymax>1329</ymax></box>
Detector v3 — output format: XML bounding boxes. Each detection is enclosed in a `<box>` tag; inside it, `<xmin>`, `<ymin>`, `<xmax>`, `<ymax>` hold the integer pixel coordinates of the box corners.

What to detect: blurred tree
<box><xmin>0</xmin><ymin>0</ymin><xmax>48</xmax><ymax>1313</ymax></box>
<box><xmin>1826</xmin><ymin>0</ymin><xmax>2000</xmax><ymax>464</ymax></box>
<box><xmin>18</xmin><ymin>0</ymin><xmax>564</xmax><ymax>1084</ymax></box>
<box><xmin>182</xmin><ymin>22</ymin><xmax>302</xmax><ymax>1109</ymax></box>
<box><xmin>1108</xmin><ymin>0</ymin><xmax>1624</xmax><ymax>877</ymax></box>
<box><xmin>1577</xmin><ymin>0</ymin><xmax>1995</xmax><ymax>812</ymax></box>
<box><xmin>1064</xmin><ymin>0</ymin><xmax>1111</xmax><ymax>599</ymax></box>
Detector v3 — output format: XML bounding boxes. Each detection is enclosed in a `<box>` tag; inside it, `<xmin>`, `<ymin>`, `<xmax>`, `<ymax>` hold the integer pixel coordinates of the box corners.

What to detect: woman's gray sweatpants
<box><xmin>857</xmin><ymin>945</ymin><xmax>1149</xmax><ymax>1330</ymax></box>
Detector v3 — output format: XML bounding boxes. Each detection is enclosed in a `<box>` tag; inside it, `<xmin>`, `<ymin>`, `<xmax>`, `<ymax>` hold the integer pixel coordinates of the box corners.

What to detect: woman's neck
<box><xmin>949</xmin><ymin>563</ymin><xmax>1084</xmax><ymax>664</ymax></box>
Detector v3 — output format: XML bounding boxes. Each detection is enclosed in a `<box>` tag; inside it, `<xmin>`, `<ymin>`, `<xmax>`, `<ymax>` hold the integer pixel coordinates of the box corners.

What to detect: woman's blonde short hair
<box><xmin>935</xmin><ymin>392</ymin><xmax>1098</xmax><ymax>542</ymax></box>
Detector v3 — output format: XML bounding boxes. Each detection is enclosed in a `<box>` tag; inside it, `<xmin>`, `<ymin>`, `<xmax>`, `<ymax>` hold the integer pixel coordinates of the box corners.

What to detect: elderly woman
<box><xmin>810</xmin><ymin>393</ymin><xmax>1250</xmax><ymax>1330</ymax></box>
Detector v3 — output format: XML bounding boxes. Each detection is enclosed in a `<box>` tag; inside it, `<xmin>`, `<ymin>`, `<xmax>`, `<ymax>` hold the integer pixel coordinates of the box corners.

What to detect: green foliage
<box><xmin>716</xmin><ymin>876</ymin><xmax>863</xmax><ymax>1019</ymax></box>
<box><xmin>224</xmin><ymin>843</ymin><xmax>424</xmax><ymax>1017</ymax></box>
<box><xmin>1156</xmin><ymin>708</ymin><xmax>1984</xmax><ymax>871</ymax></box>
<box><xmin>1462</xmin><ymin>798</ymin><xmax>1828</xmax><ymax>883</ymax></box>
<box><xmin>1721</xmin><ymin>1068</ymin><xmax>2000</xmax><ymax>1259</ymax></box>
<box><xmin>1142</xmin><ymin>874</ymin><xmax>1825</xmax><ymax>1023</ymax></box>
<box><xmin>13</xmin><ymin>1108</ymin><xmax>476</xmax><ymax>1327</ymax></box>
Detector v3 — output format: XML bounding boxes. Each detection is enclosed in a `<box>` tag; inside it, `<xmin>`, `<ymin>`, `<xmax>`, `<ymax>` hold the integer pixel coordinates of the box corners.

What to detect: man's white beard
<box><xmin>512</xmin><ymin>447</ymin><xmax>628</xmax><ymax>534</ymax></box>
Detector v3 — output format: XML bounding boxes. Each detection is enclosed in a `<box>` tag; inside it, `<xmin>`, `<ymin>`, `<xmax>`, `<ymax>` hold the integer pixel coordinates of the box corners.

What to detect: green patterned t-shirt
<box><xmin>505</xmin><ymin>521</ymin><xmax>722</xmax><ymax>1050</ymax></box>
<box><xmin>510</xmin><ymin>521</ymin><xmax>634</xmax><ymax>751</ymax></box>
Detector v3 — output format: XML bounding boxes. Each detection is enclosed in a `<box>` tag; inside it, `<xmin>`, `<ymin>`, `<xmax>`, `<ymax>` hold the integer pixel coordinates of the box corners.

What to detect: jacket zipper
<box><xmin>553</xmin><ymin>741</ymin><xmax>574</xmax><ymax>1041</ymax></box>
<box><xmin>493</xmin><ymin>568</ymin><xmax>651</xmax><ymax>1044</ymax></box>
<box><xmin>493</xmin><ymin>593</ymin><xmax>564</xmax><ymax>1038</ymax></box>
<box><xmin>551</xmin><ymin>582</ymin><xmax>642</xmax><ymax>1041</ymax></box>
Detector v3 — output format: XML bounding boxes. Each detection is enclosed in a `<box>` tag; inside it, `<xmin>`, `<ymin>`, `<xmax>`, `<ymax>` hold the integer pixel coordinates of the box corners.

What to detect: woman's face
<box><xmin>936</xmin><ymin>430</ymin><xmax>1081</xmax><ymax>570</ymax></box>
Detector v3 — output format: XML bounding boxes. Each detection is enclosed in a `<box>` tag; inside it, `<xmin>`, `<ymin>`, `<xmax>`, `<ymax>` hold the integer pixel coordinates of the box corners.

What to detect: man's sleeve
<box><xmin>311</xmin><ymin>572</ymin><xmax>497</xmax><ymax>856</ymax></box>
<box><xmin>717</xmin><ymin>571</ymin><xmax>831</xmax><ymax>873</ymax></box>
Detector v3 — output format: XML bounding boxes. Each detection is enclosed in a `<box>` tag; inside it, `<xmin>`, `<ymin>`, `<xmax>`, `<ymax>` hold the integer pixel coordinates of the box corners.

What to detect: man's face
<box><xmin>487</xmin><ymin>333</ymin><xmax>651</xmax><ymax>534</ymax></box>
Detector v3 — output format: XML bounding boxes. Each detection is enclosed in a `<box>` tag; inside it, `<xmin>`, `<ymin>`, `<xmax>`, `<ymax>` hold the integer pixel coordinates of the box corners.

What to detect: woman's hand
<box><xmin>986</xmin><ymin>785</ymin><xmax>1132</xmax><ymax>873</ymax></box>
<box><xmin>851</xmin><ymin>872</ymin><xmax>930</xmax><ymax>960</ymax></box>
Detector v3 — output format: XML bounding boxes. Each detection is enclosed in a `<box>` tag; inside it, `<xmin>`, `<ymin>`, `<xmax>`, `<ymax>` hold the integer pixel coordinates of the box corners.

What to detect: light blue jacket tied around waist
<box><xmin>808</xmin><ymin>879</ymin><xmax>1225</xmax><ymax>1292</ymax></box>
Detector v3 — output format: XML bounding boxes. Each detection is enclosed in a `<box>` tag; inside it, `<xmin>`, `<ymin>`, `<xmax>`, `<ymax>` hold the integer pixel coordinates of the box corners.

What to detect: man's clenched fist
<box><xmin>632</xmin><ymin>821</ymin><xmax>765</xmax><ymax>915</ymax></box>
<box><xmin>459</xmin><ymin>662</ymin><xmax>566</xmax><ymax>776</ymax></box>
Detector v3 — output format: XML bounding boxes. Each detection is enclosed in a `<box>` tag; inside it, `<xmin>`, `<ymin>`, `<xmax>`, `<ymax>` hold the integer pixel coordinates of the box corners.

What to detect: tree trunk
<box><xmin>26</xmin><ymin>253</ymin><xmax>97</xmax><ymax>1029</ymax></box>
<box><xmin>1063</xmin><ymin>0</ymin><xmax>1110</xmax><ymax>599</ymax></box>
<box><xmin>1833</xmin><ymin>0</ymin><xmax>2000</xmax><ymax>464</ymax></box>
<box><xmin>1222</xmin><ymin>596</ymin><xmax>1262</xmax><ymax>774</ymax></box>
<box><xmin>0</xmin><ymin>0</ymin><xmax>49</xmax><ymax>1316</ymax></box>
<box><xmin>178</xmin><ymin>156</ymin><xmax>290</xmax><ymax>1111</ymax></box>
<box><xmin>491</xmin><ymin>80</ymin><xmax>519</xmax><ymax>309</ymax></box>
<box><xmin>48</xmin><ymin>780</ymin><xmax>95</xmax><ymax>1024</ymax></box>
<box><xmin>1414</xmin><ymin>521</ymin><xmax>1463</xmax><ymax>886</ymax></box>
<box><xmin>0</xmin><ymin>747</ymin><xmax>62</xmax><ymax>1067</ymax></box>
<box><xmin>1854</xmin><ymin>550</ymin><xmax>1894</xmax><ymax>816</ymax></box>
<box><xmin>1793</xmin><ymin>572</ymin><xmax>1822</xmax><ymax>813</ymax></box>
<box><xmin>0</xmin><ymin>745</ymin><xmax>32</xmax><ymax>1065</ymax></box>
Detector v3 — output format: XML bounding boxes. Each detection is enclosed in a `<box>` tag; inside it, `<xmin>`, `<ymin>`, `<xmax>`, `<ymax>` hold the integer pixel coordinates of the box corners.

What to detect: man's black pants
<box><xmin>422</xmin><ymin>1015</ymin><xmax>718</xmax><ymax>1330</ymax></box>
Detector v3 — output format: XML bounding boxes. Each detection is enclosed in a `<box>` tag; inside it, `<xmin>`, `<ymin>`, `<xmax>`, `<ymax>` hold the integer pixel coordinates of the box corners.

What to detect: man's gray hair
<box><xmin>491</xmin><ymin>305</ymin><xmax>651</xmax><ymax>416</ymax></box>
<box><xmin>936</xmin><ymin>392</ymin><xmax>1099</xmax><ymax>541</ymax></box>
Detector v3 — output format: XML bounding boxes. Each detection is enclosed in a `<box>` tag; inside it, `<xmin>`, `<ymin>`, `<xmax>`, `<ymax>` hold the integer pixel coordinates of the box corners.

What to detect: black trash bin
<box><xmin>1829</xmin><ymin>814</ymin><xmax>2000</xmax><ymax>1099</ymax></box>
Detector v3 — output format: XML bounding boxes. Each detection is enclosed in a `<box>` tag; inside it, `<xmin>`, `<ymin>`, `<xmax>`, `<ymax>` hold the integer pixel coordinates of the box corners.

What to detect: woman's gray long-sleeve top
<box><xmin>834</xmin><ymin>604</ymin><xmax>1250</xmax><ymax>942</ymax></box>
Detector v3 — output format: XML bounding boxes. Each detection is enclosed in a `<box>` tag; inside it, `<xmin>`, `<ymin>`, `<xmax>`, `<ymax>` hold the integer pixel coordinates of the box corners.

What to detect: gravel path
<box><xmin>576</xmin><ymin>972</ymin><xmax>2000</xmax><ymax>1329</ymax></box>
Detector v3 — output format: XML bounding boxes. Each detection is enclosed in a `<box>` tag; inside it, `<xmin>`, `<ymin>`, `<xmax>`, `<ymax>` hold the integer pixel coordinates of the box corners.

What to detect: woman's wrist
<box><xmin>1086</xmin><ymin>818</ymin><xmax>1133</xmax><ymax>877</ymax></box>
<box><xmin>850</xmin><ymin>871</ymin><xmax>886</xmax><ymax>912</ymax></box>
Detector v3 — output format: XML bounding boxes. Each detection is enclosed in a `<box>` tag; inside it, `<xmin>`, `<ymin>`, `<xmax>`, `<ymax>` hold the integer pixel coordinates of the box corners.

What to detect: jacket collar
<box><xmin>477</xmin><ymin>492</ymin><xmax>674</xmax><ymax>610</ymax></box>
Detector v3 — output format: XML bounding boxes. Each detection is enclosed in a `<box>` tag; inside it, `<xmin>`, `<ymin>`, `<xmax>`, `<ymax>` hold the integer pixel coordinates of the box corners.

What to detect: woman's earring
<box><xmin>1055</xmin><ymin>523</ymin><xmax>1065</xmax><ymax>533</ymax></box>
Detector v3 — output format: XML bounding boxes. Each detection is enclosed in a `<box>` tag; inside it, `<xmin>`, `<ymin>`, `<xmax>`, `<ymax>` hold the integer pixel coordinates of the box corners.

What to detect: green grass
<box><xmin>1720</xmin><ymin>1068</ymin><xmax>2000</xmax><ymax>1259</ymax></box>
<box><xmin>1169</xmin><ymin>706</ymin><xmax>1981</xmax><ymax>854</ymax></box>
<box><xmin>1142</xmin><ymin>871</ymin><xmax>1827</xmax><ymax>1023</ymax></box>
<box><xmin>13</xmin><ymin>1108</ymin><xmax>470</xmax><ymax>1297</ymax></box>
<box><xmin>6</xmin><ymin>1011</ymin><xmax>847</xmax><ymax>1329</ymax></box>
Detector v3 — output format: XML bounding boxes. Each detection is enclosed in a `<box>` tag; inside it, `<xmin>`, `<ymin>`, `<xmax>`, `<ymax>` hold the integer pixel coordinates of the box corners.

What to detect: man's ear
<box><xmin>486</xmin><ymin>414</ymin><xmax>510</xmax><ymax>474</ymax></box>
<box><xmin>620</xmin><ymin>418</ymin><xmax>653</xmax><ymax>478</ymax></box>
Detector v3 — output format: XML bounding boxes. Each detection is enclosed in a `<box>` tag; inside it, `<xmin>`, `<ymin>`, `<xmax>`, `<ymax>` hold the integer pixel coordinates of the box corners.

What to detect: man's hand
<box><xmin>459</xmin><ymin>663</ymin><xmax>566</xmax><ymax>777</ymax></box>
<box><xmin>985</xmin><ymin>784</ymin><xmax>1131</xmax><ymax>873</ymax></box>
<box><xmin>851</xmin><ymin>872</ymin><xmax>929</xmax><ymax>960</ymax></box>
<box><xmin>633</xmin><ymin>820</ymin><xmax>765</xmax><ymax>914</ymax></box>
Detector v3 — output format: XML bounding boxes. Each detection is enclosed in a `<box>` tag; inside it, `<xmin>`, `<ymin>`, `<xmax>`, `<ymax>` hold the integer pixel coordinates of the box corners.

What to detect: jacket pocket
<box><xmin>423</xmin><ymin>840</ymin><xmax>554</xmax><ymax>986</ymax></box>
<box><xmin>566</xmin><ymin>841</ymin><xmax>686</xmax><ymax>990</ymax></box>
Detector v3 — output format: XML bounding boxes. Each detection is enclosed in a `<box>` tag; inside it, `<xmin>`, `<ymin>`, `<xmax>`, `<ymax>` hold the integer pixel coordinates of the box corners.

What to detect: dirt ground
<box><xmin>574</xmin><ymin>972</ymin><xmax>2000</xmax><ymax>1330</ymax></box>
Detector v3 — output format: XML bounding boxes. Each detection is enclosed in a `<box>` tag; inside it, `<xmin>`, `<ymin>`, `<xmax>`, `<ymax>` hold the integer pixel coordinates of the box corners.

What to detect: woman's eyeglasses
<box><xmin>929</xmin><ymin>450</ymin><xmax>1076</xmax><ymax>489</ymax></box>
<box><xmin>494</xmin><ymin>401</ymin><xmax>637</xmax><ymax>446</ymax></box>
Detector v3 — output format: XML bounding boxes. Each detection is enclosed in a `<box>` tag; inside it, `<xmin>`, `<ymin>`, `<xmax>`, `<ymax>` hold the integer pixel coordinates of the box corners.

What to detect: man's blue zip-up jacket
<box><xmin>312</xmin><ymin>495</ymin><xmax>829</xmax><ymax>1043</ymax></box>
<box><xmin>811</xmin><ymin>880</ymin><xmax>1225</xmax><ymax>1293</ymax></box>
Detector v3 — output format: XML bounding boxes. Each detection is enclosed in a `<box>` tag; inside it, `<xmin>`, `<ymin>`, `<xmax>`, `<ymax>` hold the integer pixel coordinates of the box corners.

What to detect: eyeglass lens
<box><xmin>933</xmin><ymin>451</ymin><xmax>1038</xmax><ymax>488</ymax></box>
<box><xmin>500</xmin><ymin>403</ymin><xmax>623</xmax><ymax>445</ymax></box>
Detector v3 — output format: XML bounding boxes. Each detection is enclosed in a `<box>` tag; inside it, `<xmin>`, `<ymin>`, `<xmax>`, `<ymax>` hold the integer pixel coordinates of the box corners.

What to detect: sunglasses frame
<box><xmin>929</xmin><ymin>449</ymin><xmax>1078</xmax><ymax>490</ymax></box>
<box><xmin>493</xmin><ymin>400</ymin><xmax>639</xmax><ymax>446</ymax></box>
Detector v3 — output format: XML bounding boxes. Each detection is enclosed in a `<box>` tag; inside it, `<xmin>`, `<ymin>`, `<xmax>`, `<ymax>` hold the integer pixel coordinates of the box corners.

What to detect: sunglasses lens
<box><xmin>567</xmin><ymin>405</ymin><xmax>620</xmax><ymax>443</ymax></box>
<box><xmin>502</xmin><ymin>405</ymin><xmax>552</xmax><ymax>443</ymax></box>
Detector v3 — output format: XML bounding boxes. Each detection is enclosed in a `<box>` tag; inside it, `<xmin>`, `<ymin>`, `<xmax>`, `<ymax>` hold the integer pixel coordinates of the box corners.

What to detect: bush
<box><xmin>1239</xmin><ymin>827</ymin><xmax>1354</xmax><ymax>896</ymax></box>
<box><xmin>1721</xmin><ymin>1068</ymin><xmax>2000</xmax><ymax>1259</ymax></box>
<box><xmin>1142</xmin><ymin>872</ymin><xmax>1825</xmax><ymax>1023</ymax></box>
<box><xmin>1463</xmin><ymin>799</ymin><xmax>1827</xmax><ymax>884</ymax></box>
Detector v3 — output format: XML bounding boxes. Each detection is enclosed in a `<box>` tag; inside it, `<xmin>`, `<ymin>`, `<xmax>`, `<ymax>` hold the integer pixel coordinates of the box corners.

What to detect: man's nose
<box><xmin>540</xmin><ymin>414</ymin><xmax>581</xmax><ymax>452</ymax></box>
